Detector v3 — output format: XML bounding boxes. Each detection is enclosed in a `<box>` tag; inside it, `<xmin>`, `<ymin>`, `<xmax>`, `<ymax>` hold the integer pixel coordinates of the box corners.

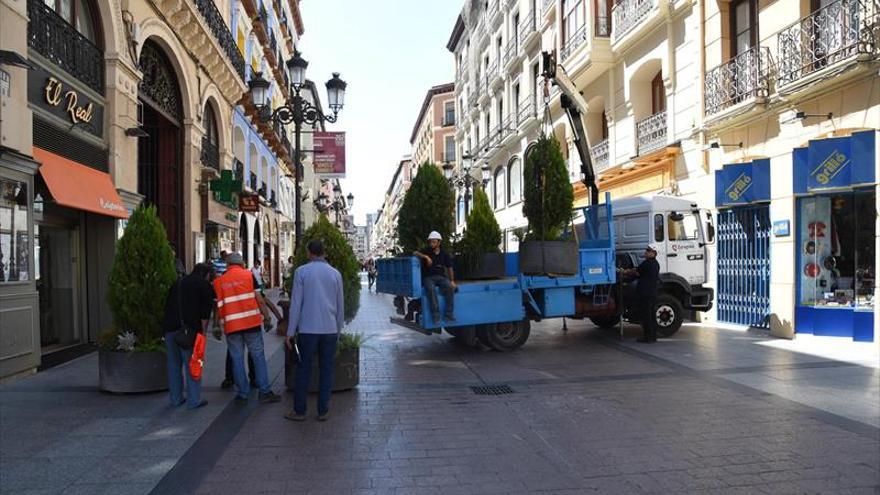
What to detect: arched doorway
<box><xmin>137</xmin><ymin>40</ymin><xmax>184</xmax><ymax>254</ymax></box>
<box><xmin>239</xmin><ymin>214</ymin><xmax>249</xmax><ymax>265</ymax></box>
<box><xmin>253</xmin><ymin>220</ymin><xmax>262</xmax><ymax>269</ymax></box>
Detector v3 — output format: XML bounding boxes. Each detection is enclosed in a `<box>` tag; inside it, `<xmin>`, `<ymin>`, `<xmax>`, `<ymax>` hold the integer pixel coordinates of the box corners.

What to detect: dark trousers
<box><xmin>423</xmin><ymin>275</ymin><xmax>454</xmax><ymax>317</ymax></box>
<box><xmin>639</xmin><ymin>295</ymin><xmax>657</xmax><ymax>341</ymax></box>
<box><xmin>225</xmin><ymin>349</ymin><xmax>255</xmax><ymax>384</ymax></box>
<box><xmin>293</xmin><ymin>333</ymin><xmax>339</xmax><ymax>416</ymax></box>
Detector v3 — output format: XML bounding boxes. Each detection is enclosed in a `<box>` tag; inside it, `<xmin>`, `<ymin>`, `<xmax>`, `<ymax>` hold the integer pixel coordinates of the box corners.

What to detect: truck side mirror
<box><xmin>707</xmin><ymin>223</ymin><xmax>716</xmax><ymax>243</ymax></box>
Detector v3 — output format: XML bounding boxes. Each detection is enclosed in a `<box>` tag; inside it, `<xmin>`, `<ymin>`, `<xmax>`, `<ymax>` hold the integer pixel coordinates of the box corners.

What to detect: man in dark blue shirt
<box><xmin>624</xmin><ymin>245</ymin><xmax>661</xmax><ymax>343</ymax></box>
<box><xmin>413</xmin><ymin>231</ymin><xmax>456</xmax><ymax>324</ymax></box>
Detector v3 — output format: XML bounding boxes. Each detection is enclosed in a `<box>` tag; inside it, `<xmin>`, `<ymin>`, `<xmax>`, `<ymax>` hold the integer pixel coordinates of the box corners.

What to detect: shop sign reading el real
<box><xmin>28</xmin><ymin>65</ymin><xmax>104</xmax><ymax>137</ymax></box>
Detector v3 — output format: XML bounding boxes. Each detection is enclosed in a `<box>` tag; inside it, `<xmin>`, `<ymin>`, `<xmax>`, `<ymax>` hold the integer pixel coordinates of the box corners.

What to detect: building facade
<box><xmin>448</xmin><ymin>0</ymin><xmax>878</xmax><ymax>343</ymax></box>
<box><xmin>0</xmin><ymin>0</ymin><xmax>309</xmax><ymax>379</ymax></box>
<box><xmin>410</xmin><ymin>83</ymin><xmax>457</xmax><ymax>170</ymax></box>
<box><xmin>371</xmin><ymin>157</ymin><xmax>411</xmax><ymax>257</ymax></box>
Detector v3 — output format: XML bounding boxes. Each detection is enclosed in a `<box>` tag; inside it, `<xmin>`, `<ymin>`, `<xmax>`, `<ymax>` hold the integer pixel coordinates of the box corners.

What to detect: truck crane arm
<box><xmin>541</xmin><ymin>51</ymin><xmax>599</xmax><ymax>206</ymax></box>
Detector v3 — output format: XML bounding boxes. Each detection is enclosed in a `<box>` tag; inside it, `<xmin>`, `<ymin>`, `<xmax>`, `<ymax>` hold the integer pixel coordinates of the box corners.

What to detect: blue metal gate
<box><xmin>717</xmin><ymin>205</ymin><xmax>771</xmax><ymax>327</ymax></box>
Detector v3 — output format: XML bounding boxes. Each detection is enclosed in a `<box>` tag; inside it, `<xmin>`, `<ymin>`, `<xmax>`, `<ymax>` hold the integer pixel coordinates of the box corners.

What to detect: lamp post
<box><xmin>442</xmin><ymin>153</ymin><xmax>490</xmax><ymax>222</ymax></box>
<box><xmin>248</xmin><ymin>50</ymin><xmax>347</xmax><ymax>250</ymax></box>
<box><xmin>315</xmin><ymin>189</ymin><xmax>354</xmax><ymax>226</ymax></box>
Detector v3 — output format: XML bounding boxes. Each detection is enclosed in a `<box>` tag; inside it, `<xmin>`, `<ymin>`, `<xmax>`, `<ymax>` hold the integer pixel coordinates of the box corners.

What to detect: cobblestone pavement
<box><xmin>1</xmin><ymin>286</ymin><xmax>878</xmax><ymax>495</ymax></box>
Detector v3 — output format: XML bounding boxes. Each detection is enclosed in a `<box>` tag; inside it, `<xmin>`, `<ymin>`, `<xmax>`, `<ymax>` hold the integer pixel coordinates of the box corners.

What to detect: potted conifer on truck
<box><xmin>519</xmin><ymin>134</ymin><xmax>578</xmax><ymax>275</ymax></box>
<box><xmin>456</xmin><ymin>186</ymin><xmax>505</xmax><ymax>280</ymax></box>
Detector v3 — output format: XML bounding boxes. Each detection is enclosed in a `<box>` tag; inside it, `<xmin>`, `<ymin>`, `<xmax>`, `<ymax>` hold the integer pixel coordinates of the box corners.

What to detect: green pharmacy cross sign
<box><xmin>210</xmin><ymin>170</ymin><xmax>242</xmax><ymax>209</ymax></box>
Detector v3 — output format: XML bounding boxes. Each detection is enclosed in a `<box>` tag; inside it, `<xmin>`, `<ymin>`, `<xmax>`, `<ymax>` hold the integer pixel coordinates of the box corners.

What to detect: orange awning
<box><xmin>34</xmin><ymin>147</ymin><xmax>128</xmax><ymax>219</ymax></box>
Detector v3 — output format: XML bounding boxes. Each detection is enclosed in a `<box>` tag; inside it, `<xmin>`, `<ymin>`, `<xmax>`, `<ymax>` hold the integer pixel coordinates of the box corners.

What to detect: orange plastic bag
<box><xmin>189</xmin><ymin>333</ymin><xmax>206</xmax><ymax>381</ymax></box>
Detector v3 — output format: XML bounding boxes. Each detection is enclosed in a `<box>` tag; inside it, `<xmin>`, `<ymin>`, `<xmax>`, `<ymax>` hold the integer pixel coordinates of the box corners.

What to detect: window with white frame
<box><xmin>494</xmin><ymin>166</ymin><xmax>506</xmax><ymax>209</ymax></box>
<box><xmin>507</xmin><ymin>157</ymin><xmax>521</xmax><ymax>203</ymax></box>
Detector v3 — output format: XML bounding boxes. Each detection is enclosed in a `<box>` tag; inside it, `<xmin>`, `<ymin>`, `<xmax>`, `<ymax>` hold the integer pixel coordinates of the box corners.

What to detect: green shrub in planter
<box><xmin>293</xmin><ymin>215</ymin><xmax>361</xmax><ymax>323</ymax></box>
<box><xmin>106</xmin><ymin>204</ymin><xmax>177</xmax><ymax>351</ymax></box>
<box><xmin>397</xmin><ymin>162</ymin><xmax>455</xmax><ymax>254</ymax></box>
<box><xmin>458</xmin><ymin>186</ymin><xmax>503</xmax><ymax>278</ymax></box>
<box><xmin>522</xmin><ymin>134</ymin><xmax>574</xmax><ymax>241</ymax></box>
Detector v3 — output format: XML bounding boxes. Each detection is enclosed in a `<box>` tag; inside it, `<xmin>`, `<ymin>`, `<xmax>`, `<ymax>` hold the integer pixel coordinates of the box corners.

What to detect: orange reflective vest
<box><xmin>214</xmin><ymin>265</ymin><xmax>263</xmax><ymax>334</ymax></box>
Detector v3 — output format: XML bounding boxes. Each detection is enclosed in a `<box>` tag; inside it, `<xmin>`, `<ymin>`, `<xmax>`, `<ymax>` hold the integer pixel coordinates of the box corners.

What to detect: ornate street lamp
<box><xmin>444</xmin><ymin>152</ymin><xmax>490</xmax><ymax>219</ymax></box>
<box><xmin>248</xmin><ymin>50</ymin><xmax>347</xmax><ymax>250</ymax></box>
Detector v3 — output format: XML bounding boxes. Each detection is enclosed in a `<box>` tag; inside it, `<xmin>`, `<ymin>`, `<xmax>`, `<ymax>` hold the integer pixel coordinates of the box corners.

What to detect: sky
<box><xmin>299</xmin><ymin>0</ymin><xmax>462</xmax><ymax>226</ymax></box>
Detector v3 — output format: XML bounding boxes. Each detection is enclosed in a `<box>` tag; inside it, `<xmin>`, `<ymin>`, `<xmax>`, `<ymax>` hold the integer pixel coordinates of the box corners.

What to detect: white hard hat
<box><xmin>646</xmin><ymin>245</ymin><xmax>658</xmax><ymax>253</ymax></box>
<box><xmin>427</xmin><ymin>231</ymin><xmax>442</xmax><ymax>241</ymax></box>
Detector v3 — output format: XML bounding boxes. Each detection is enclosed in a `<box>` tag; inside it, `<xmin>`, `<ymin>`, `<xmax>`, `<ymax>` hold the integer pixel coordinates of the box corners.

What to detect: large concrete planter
<box><xmin>285</xmin><ymin>346</ymin><xmax>359</xmax><ymax>392</ymax></box>
<box><xmin>518</xmin><ymin>240</ymin><xmax>579</xmax><ymax>275</ymax></box>
<box><xmin>98</xmin><ymin>350</ymin><xmax>168</xmax><ymax>393</ymax></box>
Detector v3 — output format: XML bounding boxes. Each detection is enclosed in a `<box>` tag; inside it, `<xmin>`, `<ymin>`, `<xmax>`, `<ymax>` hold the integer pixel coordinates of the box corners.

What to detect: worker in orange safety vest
<box><xmin>213</xmin><ymin>252</ymin><xmax>282</xmax><ymax>405</ymax></box>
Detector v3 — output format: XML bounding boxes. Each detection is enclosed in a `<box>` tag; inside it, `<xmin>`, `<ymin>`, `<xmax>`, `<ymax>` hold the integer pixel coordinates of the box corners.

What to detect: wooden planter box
<box><xmin>518</xmin><ymin>240</ymin><xmax>579</xmax><ymax>275</ymax></box>
<box><xmin>284</xmin><ymin>346</ymin><xmax>359</xmax><ymax>392</ymax></box>
<box><xmin>98</xmin><ymin>350</ymin><xmax>168</xmax><ymax>393</ymax></box>
<box><xmin>457</xmin><ymin>252</ymin><xmax>506</xmax><ymax>280</ymax></box>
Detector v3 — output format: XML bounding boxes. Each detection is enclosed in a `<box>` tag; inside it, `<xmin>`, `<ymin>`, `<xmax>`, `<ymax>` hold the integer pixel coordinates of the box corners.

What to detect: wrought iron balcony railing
<box><xmin>636</xmin><ymin>110</ymin><xmax>667</xmax><ymax>155</ymax></box>
<box><xmin>487</xmin><ymin>61</ymin><xmax>499</xmax><ymax>81</ymax></box>
<box><xmin>704</xmin><ymin>46</ymin><xmax>770</xmax><ymax>115</ymax></box>
<box><xmin>468</xmin><ymin>91</ymin><xmax>479</xmax><ymax>110</ymax></box>
<box><xmin>590</xmin><ymin>139</ymin><xmax>610</xmax><ymax>173</ymax></box>
<box><xmin>201</xmin><ymin>136</ymin><xmax>220</xmax><ymax>170</ymax></box>
<box><xmin>193</xmin><ymin>0</ymin><xmax>246</xmax><ymax>81</ymax></box>
<box><xmin>543</xmin><ymin>0</ymin><xmax>554</xmax><ymax>15</ymax></box>
<box><xmin>777</xmin><ymin>0</ymin><xmax>879</xmax><ymax>86</ymax></box>
<box><xmin>27</xmin><ymin>0</ymin><xmax>104</xmax><ymax>93</ymax></box>
<box><xmin>519</xmin><ymin>10</ymin><xmax>537</xmax><ymax>43</ymax></box>
<box><xmin>500</xmin><ymin>115</ymin><xmax>514</xmax><ymax>140</ymax></box>
<box><xmin>504</xmin><ymin>39</ymin><xmax>519</xmax><ymax>66</ymax></box>
<box><xmin>249</xmin><ymin>172</ymin><xmax>259</xmax><ymax>191</ymax></box>
<box><xmin>561</xmin><ymin>25</ymin><xmax>588</xmax><ymax>60</ymax></box>
<box><xmin>612</xmin><ymin>0</ymin><xmax>654</xmax><ymax>40</ymax></box>
<box><xmin>595</xmin><ymin>15</ymin><xmax>612</xmax><ymax>37</ymax></box>
<box><xmin>516</xmin><ymin>99</ymin><xmax>536</xmax><ymax>125</ymax></box>
<box><xmin>487</xmin><ymin>0</ymin><xmax>500</xmax><ymax>21</ymax></box>
<box><xmin>259</xmin><ymin>182</ymin><xmax>268</xmax><ymax>199</ymax></box>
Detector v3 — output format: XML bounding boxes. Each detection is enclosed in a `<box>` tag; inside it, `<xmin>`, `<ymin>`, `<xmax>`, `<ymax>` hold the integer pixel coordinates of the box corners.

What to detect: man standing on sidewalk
<box><xmin>214</xmin><ymin>253</ymin><xmax>281</xmax><ymax>405</ymax></box>
<box><xmin>623</xmin><ymin>245</ymin><xmax>661</xmax><ymax>343</ymax></box>
<box><xmin>285</xmin><ymin>240</ymin><xmax>344</xmax><ymax>422</ymax></box>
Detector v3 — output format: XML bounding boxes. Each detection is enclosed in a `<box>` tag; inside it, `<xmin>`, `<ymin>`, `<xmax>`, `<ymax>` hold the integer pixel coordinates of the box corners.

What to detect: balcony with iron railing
<box><xmin>590</xmin><ymin>139</ymin><xmax>610</xmax><ymax>173</ymax></box>
<box><xmin>200</xmin><ymin>136</ymin><xmax>220</xmax><ymax>170</ymax></box>
<box><xmin>249</xmin><ymin>172</ymin><xmax>259</xmax><ymax>191</ymax></box>
<box><xmin>636</xmin><ymin>110</ymin><xmax>667</xmax><ymax>155</ymax></box>
<box><xmin>612</xmin><ymin>0</ymin><xmax>654</xmax><ymax>43</ymax></box>
<box><xmin>259</xmin><ymin>182</ymin><xmax>268</xmax><ymax>199</ymax></box>
<box><xmin>516</xmin><ymin>99</ymin><xmax>537</xmax><ymax>126</ymax></box>
<box><xmin>192</xmin><ymin>0</ymin><xmax>247</xmax><ymax>81</ymax></box>
<box><xmin>233</xmin><ymin>158</ymin><xmax>245</xmax><ymax>181</ymax></box>
<box><xmin>777</xmin><ymin>0</ymin><xmax>879</xmax><ymax>87</ymax></box>
<box><xmin>519</xmin><ymin>10</ymin><xmax>539</xmax><ymax>50</ymax></box>
<box><xmin>595</xmin><ymin>14</ymin><xmax>612</xmax><ymax>37</ymax></box>
<box><xmin>704</xmin><ymin>46</ymin><xmax>770</xmax><ymax>116</ymax></box>
<box><xmin>27</xmin><ymin>0</ymin><xmax>104</xmax><ymax>93</ymax></box>
<box><xmin>487</xmin><ymin>0</ymin><xmax>502</xmax><ymax>26</ymax></box>
<box><xmin>561</xmin><ymin>24</ymin><xmax>589</xmax><ymax>60</ymax></box>
<box><xmin>504</xmin><ymin>39</ymin><xmax>520</xmax><ymax>69</ymax></box>
<box><xmin>487</xmin><ymin>60</ymin><xmax>501</xmax><ymax>87</ymax></box>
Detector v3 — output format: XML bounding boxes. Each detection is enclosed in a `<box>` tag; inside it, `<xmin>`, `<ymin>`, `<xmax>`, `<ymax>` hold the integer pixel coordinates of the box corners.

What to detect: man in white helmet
<box><xmin>413</xmin><ymin>231</ymin><xmax>456</xmax><ymax>324</ymax></box>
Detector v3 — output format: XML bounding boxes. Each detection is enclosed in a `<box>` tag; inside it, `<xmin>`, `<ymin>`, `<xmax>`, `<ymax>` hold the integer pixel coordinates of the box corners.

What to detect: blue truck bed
<box><xmin>376</xmin><ymin>199</ymin><xmax>617</xmax><ymax>334</ymax></box>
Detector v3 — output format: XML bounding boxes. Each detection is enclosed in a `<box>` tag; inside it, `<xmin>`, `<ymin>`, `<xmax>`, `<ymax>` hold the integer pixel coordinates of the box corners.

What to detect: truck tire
<box><xmin>654</xmin><ymin>294</ymin><xmax>684</xmax><ymax>337</ymax></box>
<box><xmin>482</xmin><ymin>320</ymin><xmax>530</xmax><ymax>351</ymax></box>
<box><xmin>589</xmin><ymin>315</ymin><xmax>620</xmax><ymax>329</ymax></box>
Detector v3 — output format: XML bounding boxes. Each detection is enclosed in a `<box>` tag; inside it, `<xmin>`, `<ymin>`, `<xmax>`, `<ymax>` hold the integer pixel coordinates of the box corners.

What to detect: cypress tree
<box><xmin>522</xmin><ymin>134</ymin><xmax>574</xmax><ymax>241</ymax></box>
<box><xmin>396</xmin><ymin>163</ymin><xmax>455</xmax><ymax>254</ymax></box>
<box><xmin>458</xmin><ymin>186</ymin><xmax>501</xmax><ymax>274</ymax></box>
<box><xmin>293</xmin><ymin>215</ymin><xmax>361</xmax><ymax>323</ymax></box>
<box><xmin>106</xmin><ymin>204</ymin><xmax>177</xmax><ymax>348</ymax></box>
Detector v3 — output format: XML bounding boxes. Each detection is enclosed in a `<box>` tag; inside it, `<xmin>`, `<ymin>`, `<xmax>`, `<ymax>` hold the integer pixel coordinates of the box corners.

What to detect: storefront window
<box><xmin>799</xmin><ymin>190</ymin><xmax>875</xmax><ymax>309</ymax></box>
<box><xmin>0</xmin><ymin>179</ymin><xmax>31</xmax><ymax>283</ymax></box>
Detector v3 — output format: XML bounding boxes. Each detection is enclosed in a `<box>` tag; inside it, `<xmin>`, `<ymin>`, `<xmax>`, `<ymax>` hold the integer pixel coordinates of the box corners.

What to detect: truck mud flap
<box><xmin>389</xmin><ymin>317</ymin><xmax>434</xmax><ymax>335</ymax></box>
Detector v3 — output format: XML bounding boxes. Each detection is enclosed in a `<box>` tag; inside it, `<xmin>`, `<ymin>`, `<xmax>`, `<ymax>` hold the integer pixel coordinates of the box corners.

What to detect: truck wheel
<box><xmin>654</xmin><ymin>294</ymin><xmax>684</xmax><ymax>337</ymax></box>
<box><xmin>589</xmin><ymin>315</ymin><xmax>620</xmax><ymax>329</ymax></box>
<box><xmin>483</xmin><ymin>320</ymin><xmax>530</xmax><ymax>351</ymax></box>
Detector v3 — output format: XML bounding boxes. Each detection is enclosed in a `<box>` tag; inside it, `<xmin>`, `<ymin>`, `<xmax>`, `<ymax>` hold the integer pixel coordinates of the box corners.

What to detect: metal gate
<box><xmin>717</xmin><ymin>205</ymin><xmax>771</xmax><ymax>327</ymax></box>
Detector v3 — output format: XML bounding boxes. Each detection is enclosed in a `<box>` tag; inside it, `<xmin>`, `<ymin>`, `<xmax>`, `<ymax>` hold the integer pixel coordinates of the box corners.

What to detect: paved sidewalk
<box><xmin>1</xmin><ymin>286</ymin><xmax>878</xmax><ymax>494</ymax></box>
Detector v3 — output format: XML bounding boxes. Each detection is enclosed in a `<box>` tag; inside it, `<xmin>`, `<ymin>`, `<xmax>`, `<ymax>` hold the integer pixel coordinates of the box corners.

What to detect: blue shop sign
<box><xmin>715</xmin><ymin>158</ymin><xmax>770</xmax><ymax>207</ymax></box>
<box><xmin>794</xmin><ymin>130</ymin><xmax>876</xmax><ymax>193</ymax></box>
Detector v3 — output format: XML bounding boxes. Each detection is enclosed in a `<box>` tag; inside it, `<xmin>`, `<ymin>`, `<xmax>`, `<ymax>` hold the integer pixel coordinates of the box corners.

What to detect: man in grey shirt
<box><xmin>284</xmin><ymin>240</ymin><xmax>345</xmax><ymax>422</ymax></box>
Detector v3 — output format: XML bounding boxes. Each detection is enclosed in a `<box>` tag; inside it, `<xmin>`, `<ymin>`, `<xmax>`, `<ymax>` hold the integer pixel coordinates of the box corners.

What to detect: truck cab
<box><xmin>577</xmin><ymin>195</ymin><xmax>715</xmax><ymax>335</ymax></box>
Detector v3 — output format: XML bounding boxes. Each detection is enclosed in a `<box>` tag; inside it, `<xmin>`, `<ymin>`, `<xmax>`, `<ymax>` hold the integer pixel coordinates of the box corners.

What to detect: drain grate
<box><xmin>470</xmin><ymin>384</ymin><xmax>514</xmax><ymax>396</ymax></box>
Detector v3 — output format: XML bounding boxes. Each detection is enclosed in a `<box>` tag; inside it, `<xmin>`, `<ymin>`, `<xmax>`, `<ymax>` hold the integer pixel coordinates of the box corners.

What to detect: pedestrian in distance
<box><xmin>284</xmin><ymin>240</ymin><xmax>345</xmax><ymax>422</ymax></box>
<box><xmin>251</xmin><ymin>260</ymin><xmax>264</xmax><ymax>289</ymax></box>
<box><xmin>413</xmin><ymin>231</ymin><xmax>457</xmax><ymax>324</ymax></box>
<box><xmin>162</xmin><ymin>262</ymin><xmax>215</xmax><ymax>409</ymax></box>
<box><xmin>366</xmin><ymin>257</ymin><xmax>377</xmax><ymax>292</ymax></box>
<box><xmin>622</xmin><ymin>245</ymin><xmax>661</xmax><ymax>343</ymax></box>
<box><xmin>213</xmin><ymin>253</ymin><xmax>281</xmax><ymax>405</ymax></box>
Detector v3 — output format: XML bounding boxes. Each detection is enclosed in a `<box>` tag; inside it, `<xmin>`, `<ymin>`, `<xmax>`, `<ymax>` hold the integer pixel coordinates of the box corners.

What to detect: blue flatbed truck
<box><xmin>376</xmin><ymin>199</ymin><xmax>618</xmax><ymax>351</ymax></box>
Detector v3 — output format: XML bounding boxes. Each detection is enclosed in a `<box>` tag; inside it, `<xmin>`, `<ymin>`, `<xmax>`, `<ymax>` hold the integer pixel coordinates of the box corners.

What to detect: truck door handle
<box><xmin>667</xmin><ymin>253</ymin><xmax>678</xmax><ymax>257</ymax></box>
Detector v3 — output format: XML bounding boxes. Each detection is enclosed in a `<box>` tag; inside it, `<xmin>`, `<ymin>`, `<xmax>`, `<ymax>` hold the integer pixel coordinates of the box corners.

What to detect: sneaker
<box><xmin>317</xmin><ymin>412</ymin><xmax>329</xmax><ymax>422</ymax></box>
<box><xmin>220</xmin><ymin>379</ymin><xmax>233</xmax><ymax>389</ymax></box>
<box><xmin>259</xmin><ymin>391</ymin><xmax>281</xmax><ymax>403</ymax></box>
<box><xmin>284</xmin><ymin>411</ymin><xmax>306</xmax><ymax>422</ymax></box>
<box><xmin>233</xmin><ymin>396</ymin><xmax>248</xmax><ymax>405</ymax></box>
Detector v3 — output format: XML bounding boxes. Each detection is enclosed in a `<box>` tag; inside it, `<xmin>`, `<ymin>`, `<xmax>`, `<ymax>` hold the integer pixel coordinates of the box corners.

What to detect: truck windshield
<box><xmin>668</xmin><ymin>213</ymin><xmax>700</xmax><ymax>241</ymax></box>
